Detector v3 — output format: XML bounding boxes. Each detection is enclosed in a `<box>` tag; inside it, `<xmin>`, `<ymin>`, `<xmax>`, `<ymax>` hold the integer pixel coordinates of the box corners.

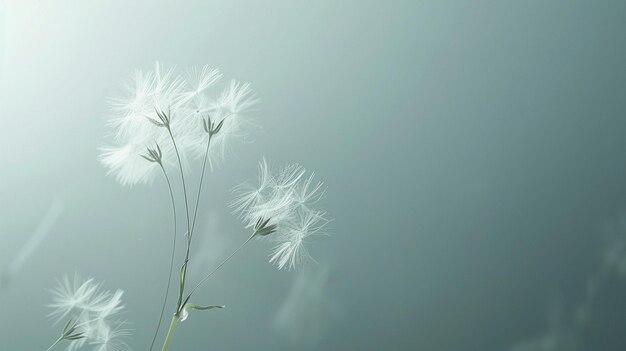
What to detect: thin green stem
<box><xmin>167</xmin><ymin>127</ymin><xmax>191</xmax><ymax>236</ymax></box>
<box><xmin>189</xmin><ymin>134</ymin><xmax>212</xmax><ymax>238</ymax></box>
<box><xmin>149</xmin><ymin>165</ymin><xmax>178</xmax><ymax>351</ymax></box>
<box><xmin>46</xmin><ymin>336</ymin><xmax>63</xmax><ymax>351</ymax></box>
<box><xmin>159</xmin><ymin>233</ymin><xmax>255</xmax><ymax>351</ymax></box>
<box><xmin>186</xmin><ymin>233</ymin><xmax>256</xmax><ymax>301</ymax></box>
<box><xmin>166</xmin><ymin>127</ymin><xmax>192</xmax><ymax>314</ymax></box>
<box><xmin>159</xmin><ymin>124</ymin><xmax>217</xmax><ymax>351</ymax></box>
<box><xmin>161</xmin><ymin>315</ymin><xmax>179</xmax><ymax>351</ymax></box>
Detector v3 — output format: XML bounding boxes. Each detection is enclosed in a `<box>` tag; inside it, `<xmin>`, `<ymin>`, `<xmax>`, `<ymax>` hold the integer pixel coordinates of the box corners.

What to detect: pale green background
<box><xmin>1</xmin><ymin>1</ymin><xmax>626</xmax><ymax>350</ymax></box>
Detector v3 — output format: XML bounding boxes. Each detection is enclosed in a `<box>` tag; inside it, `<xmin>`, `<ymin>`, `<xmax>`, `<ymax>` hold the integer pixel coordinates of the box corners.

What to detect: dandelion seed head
<box><xmin>101</xmin><ymin>63</ymin><xmax>259</xmax><ymax>186</ymax></box>
<box><xmin>47</xmin><ymin>275</ymin><xmax>131</xmax><ymax>351</ymax></box>
<box><xmin>232</xmin><ymin>159</ymin><xmax>330</xmax><ymax>270</ymax></box>
<box><xmin>188</xmin><ymin>79</ymin><xmax>260</xmax><ymax>168</ymax></box>
<box><xmin>99</xmin><ymin>142</ymin><xmax>159</xmax><ymax>186</ymax></box>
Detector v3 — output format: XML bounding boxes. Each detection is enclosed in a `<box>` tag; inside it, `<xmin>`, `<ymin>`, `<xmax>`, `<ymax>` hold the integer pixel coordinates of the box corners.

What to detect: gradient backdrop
<box><xmin>1</xmin><ymin>1</ymin><xmax>626</xmax><ymax>350</ymax></box>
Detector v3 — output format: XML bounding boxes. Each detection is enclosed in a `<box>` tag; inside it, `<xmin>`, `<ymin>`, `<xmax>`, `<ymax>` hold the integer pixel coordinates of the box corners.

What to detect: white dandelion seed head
<box><xmin>232</xmin><ymin>158</ymin><xmax>297</xmax><ymax>228</ymax></box>
<box><xmin>107</xmin><ymin>62</ymin><xmax>188</xmax><ymax>141</ymax></box>
<box><xmin>99</xmin><ymin>141</ymin><xmax>159</xmax><ymax>187</ymax></box>
<box><xmin>47</xmin><ymin>275</ymin><xmax>131</xmax><ymax>351</ymax></box>
<box><xmin>232</xmin><ymin>159</ymin><xmax>330</xmax><ymax>270</ymax></box>
<box><xmin>187</xmin><ymin>79</ymin><xmax>260</xmax><ymax>168</ymax></box>
<box><xmin>101</xmin><ymin>63</ymin><xmax>258</xmax><ymax>186</ymax></box>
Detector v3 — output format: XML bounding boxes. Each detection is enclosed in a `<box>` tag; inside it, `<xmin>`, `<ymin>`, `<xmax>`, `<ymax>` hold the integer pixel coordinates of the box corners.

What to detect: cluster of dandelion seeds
<box><xmin>232</xmin><ymin>158</ymin><xmax>329</xmax><ymax>270</ymax></box>
<box><xmin>48</xmin><ymin>275</ymin><xmax>130</xmax><ymax>351</ymax></box>
<box><xmin>85</xmin><ymin>62</ymin><xmax>330</xmax><ymax>351</ymax></box>
<box><xmin>100</xmin><ymin>62</ymin><xmax>257</xmax><ymax>186</ymax></box>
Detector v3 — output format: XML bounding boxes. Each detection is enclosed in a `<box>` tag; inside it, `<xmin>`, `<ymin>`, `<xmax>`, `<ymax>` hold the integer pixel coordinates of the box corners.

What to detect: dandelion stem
<box><xmin>149</xmin><ymin>165</ymin><xmax>178</xmax><ymax>351</ymax></box>
<box><xmin>161</xmin><ymin>315</ymin><xmax>179</xmax><ymax>351</ymax></box>
<box><xmin>166</xmin><ymin>127</ymin><xmax>191</xmax><ymax>237</ymax></box>
<box><xmin>186</xmin><ymin>233</ymin><xmax>256</xmax><ymax>300</ymax></box>
<box><xmin>165</xmin><ymin>126</ymin><xmax>192</xmax><ymax>315</ymax></box>
<box><xmin>159</xmin><ymin>233</ymin><xmax>255</xmax><ymax>351</ymax></box>
<box><xmin>189</xmin><ymin>134</ymin><xmax>212</xmax><ymax>238</ymax></box>
<box><xmin>45</xmin><ymin>336</ymin><xmax>63</xmax><ymax>351</ymax></box>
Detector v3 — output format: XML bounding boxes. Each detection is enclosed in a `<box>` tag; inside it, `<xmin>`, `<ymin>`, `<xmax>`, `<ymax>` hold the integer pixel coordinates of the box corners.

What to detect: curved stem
<box><xmin>186</xmin><ymin>233</ymin><xmax>255</xmax><ymax>301</ymax></box>
<box><xmin>160</xmin><ymin>233</ymin><xmax>255</xmax><ymax>351</ymax></box>
<box><xmin>166</xmin><ymin>127</ymin><xmax>192</xmax><ymax>314</ymax></box>
<box><xmin>46</xmin><ymin>336</ymin><xmax>63</xmax><ymax>351</ymax></box>
<box><xmin>189</xmin><ymin>134</ymin><xmax>212</xmax><ymax>238</ymax></box>
<box><xmin>149</xmin><ymin>165</ymin><xmax>178</xmax><ymax>351</ymax></box>
<box><xmin>167</xmin><ymin>128</ymin><xmax>191</xmax><ymax>236</ymax></box>
<box><xmin>159</xmin><ymin>127</ymin><xmax>217</xmax><ymax>351</ymax></box>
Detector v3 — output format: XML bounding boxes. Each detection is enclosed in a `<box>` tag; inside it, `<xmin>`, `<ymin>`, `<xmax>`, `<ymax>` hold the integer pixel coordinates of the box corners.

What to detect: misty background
<box><xmin>1</xmin><ymin>1</ymin><xmax>626</xmax><ymax>350</ymax></box>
